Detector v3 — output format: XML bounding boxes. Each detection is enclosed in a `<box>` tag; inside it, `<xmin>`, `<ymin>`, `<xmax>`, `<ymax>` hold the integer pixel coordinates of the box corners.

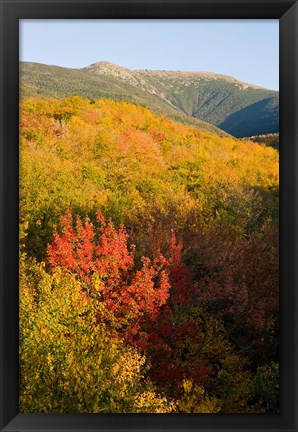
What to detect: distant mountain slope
<box><xmin>137</xmin><ymin>70</ymin><xmax>278</xmax><ymax>137</ymax></box>
<box><xmin>20</xmin><ymin>61</ymin><xmax>279</xmax><ymax>137</ymax></box>
<box><xmin>84</xmin><ymin>62</ymin><xmax>279</xmax><ymax>137</ymax></box>
<box><xmin>19</xmin><ymin>62</ymin><xmax>227</xmax><ymax>136</ymax></box>
<box><xmin>220</xmin><ymin>97</ymin><xmax>279</xmax><ymax>137</ymax></box>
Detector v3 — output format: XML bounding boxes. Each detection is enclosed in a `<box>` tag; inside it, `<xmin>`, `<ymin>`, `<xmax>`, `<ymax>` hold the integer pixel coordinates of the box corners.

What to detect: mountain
<box><xmin>20</xmin><ymin>61</ymin><xmax>279</xmax><ymax>138</ymax></box>
<box><xmin>19</xmin><ymin>62</ymin><xmax>227</xmax><ymax>136</ymax></box>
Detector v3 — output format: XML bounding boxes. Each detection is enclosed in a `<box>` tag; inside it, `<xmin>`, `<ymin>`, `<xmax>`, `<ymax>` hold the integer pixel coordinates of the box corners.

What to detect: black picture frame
<box><xmin>0</xmin><ymin>1</ymin><xmax>297</xmax><ymax>431</ymax></box>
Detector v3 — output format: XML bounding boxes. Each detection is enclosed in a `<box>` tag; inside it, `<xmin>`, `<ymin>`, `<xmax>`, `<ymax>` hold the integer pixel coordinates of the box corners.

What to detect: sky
<box><xmin>19</xmin><ymin>20</ymin><xmax>279</xmax><ymax>91</ymax></box>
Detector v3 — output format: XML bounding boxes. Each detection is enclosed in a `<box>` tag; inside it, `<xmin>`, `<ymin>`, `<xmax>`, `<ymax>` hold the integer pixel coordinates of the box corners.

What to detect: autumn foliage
<box><xmin>47</xmin><ymin>209</ymin><xmax>170</xmax><ymax>334</ymax></box>
<box><xmin>19</xmin><ymin>97</ymin><xmax>279</xmax><ymax>413</ymax></box>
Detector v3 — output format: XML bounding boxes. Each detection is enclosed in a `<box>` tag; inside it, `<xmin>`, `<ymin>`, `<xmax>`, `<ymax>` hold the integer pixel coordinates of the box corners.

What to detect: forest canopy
<box><xmin>19</xmin><ymin>96</ymin><xmax>279</xmax><ymax>413</ymax></box>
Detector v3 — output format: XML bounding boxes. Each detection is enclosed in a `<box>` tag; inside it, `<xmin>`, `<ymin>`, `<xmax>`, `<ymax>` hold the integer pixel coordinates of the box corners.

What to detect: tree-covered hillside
<box><xmin>20</xmin><ymin>96</ymin><xmax>279</xmax><ymax>413</ymax></box>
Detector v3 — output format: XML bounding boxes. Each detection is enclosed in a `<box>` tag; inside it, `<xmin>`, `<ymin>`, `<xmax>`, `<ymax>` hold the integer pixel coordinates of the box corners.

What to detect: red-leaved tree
<box><xmin>47</xmin><ymin>209</ymin><xmax>170</xmax><ymax>334</ymax></box>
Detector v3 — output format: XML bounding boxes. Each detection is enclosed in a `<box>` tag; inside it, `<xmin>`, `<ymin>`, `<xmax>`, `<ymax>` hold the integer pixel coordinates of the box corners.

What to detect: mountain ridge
<box><xmin>85</xmin><ymin>60</ymin><xmax>266</xmax><ymax>90</ymax></box>
<box><xmin>20</xmin><ymin>60</ymin><xmax>279</xmax><ymax>137</ymax></box>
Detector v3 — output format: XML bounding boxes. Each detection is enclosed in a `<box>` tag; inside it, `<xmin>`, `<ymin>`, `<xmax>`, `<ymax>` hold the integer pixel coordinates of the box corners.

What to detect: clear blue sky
<box><xmin>20</xmin><ymin>20</ymin><xmax>279</xmax><ymax>90</ymax></box>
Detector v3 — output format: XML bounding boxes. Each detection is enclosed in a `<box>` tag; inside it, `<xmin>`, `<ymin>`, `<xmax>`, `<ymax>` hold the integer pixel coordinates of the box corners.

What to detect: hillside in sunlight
<box><xmin>20</xmin><ymin>96</ymin><xmax>279</xmax><ymax>414</ymax></box>
<box><xmin>20</xmin><ymin>96</ymin><xmax>278</xmax><ymax>256</ymax></box>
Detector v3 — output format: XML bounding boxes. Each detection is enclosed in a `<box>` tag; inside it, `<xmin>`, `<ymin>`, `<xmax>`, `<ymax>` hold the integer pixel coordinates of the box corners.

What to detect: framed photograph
<box><xmin>1</xmin><ymin>0</ymin><xmax>297</xmax><ymax>431</ymax></box>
